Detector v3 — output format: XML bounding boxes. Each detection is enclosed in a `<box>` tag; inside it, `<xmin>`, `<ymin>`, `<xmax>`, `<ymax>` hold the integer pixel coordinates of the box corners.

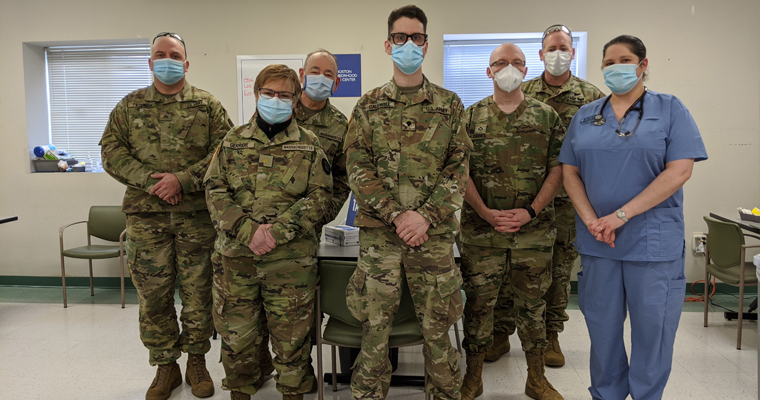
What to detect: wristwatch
<box><xmin>524</xmin><ymin>204</ymin><xmax>537</xmax><ymax>220</ymax></box>
<box><xmin>616</xmin><ymin>208</ymin><xmax>628</xmax><ymax>223</ymax></box>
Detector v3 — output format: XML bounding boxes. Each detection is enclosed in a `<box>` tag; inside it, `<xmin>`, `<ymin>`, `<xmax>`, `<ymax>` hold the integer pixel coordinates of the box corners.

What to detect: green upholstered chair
<box><xmin>315</xmin><ymin>260</ymin><xmax>426</xmax><ymax>400</ymax></box>
<box><xmin>703</xmin><ymin>216</ymin><xmax>760</xmax><ymax>349</ymax></box>
<box><xmin>59</xmin><ymin>206</ymin><xmax>127</xmax><ymax>308</ymax></box>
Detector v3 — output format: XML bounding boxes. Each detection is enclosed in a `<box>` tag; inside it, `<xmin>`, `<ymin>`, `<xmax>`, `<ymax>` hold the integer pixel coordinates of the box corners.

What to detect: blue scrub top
<box><xmin>558</xmin><ymin>90</ymin><xmax>707</xmax><ymax>261</ymax></box>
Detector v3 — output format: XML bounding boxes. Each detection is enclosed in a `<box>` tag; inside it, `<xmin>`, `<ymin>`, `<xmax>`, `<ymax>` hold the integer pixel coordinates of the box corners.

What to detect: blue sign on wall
<box><xmin>333</xmin><ymin>54</ymin><xmax>361</xmax><ymax>97</ymax></box>
<box><xmin>345</xmin><ymin>193</ymin><xmax>358</xmax><ymax>226</ymax></box>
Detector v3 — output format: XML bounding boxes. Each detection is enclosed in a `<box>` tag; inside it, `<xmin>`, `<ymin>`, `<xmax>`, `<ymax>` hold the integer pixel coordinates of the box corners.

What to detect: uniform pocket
<box><xmin>664</xmin><ymin>277</ymin><xmax>686</xmax><ymax>327</ymax></box>
<box><xmin>435</xmin><ymin>268</ymin><xmax>464</xmax><ymax>326</ymax></box>
<box><xmin>217</xmin><ymin>295</ymin><xmax>259</xmax><ymax>353</ymax></box>
<box><xmin>282</xmin><ymin>153</ymin><xmax>309</xmax><ymax>197</ymax></box>
<box><xmin>346</xmin><ymin>269</ymin><xmax>369</xmax><ymax>323</ymax></box>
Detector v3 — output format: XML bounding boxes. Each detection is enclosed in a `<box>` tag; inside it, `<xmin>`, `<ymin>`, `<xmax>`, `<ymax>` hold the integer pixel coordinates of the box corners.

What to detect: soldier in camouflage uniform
<box><xmin>204</xmin><ymin>64</ymin><xmax>332</xmax><ymax>400</ymax></box>
<box><xmin>518</xmin><ymin>24</ymin><xmax>606</xmax><ymax>368</ymax></box>
<box><xmin>458</xmin><ymin>44</ymin><xmax>565</xmax><ymax>400</ymax></box>
<box><xmin>344</xmin><ymin>6</ymin><xmax>472</xmax><ymax>400</ymax></box>
<box><xmin>100</xmin><ymin>32</ymin><xmax>232</xmax><ymax>400</ymax></box>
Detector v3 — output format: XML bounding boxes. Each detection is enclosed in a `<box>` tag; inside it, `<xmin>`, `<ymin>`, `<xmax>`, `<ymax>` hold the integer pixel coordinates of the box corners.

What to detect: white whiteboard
<box><xmin>236</xmin><ymin>54</ymin><xmax>306</xmax><ymax>126</ymax></box>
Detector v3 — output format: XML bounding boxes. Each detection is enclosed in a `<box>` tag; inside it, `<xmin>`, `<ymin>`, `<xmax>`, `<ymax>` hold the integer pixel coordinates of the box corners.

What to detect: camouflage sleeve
<box><xmin>416</xmin><ymin>102</ymin><xmax>473</xmax><ymax>227</ymax></box>
<box><xmin>547</xmin><ymin>111</ymin><xmax>566</xmax><ymax>169</ymax></box>
<box><xmin>204</xmin><ymin>139</ymin><xmax>260</xmax><ymax>248</ymax></box>
<box><xmin>269</xmin><ymin>146</ymin><xmax>333</xmax><ymax>244</ymax></box>
<box><xmin>344</xmin><ymin>105</ymin><xmax>405</xmax><ymax>226</ymax></box>
<box><xmin>175</xmin><ymin>98</ymin><xmax>234</xmax><ymax>194</ymax></box>
<box><xmin>100</xmin><ymin>99</ymin><xmax>160</xmax><ymax>192</ymax></box>
<box><xmin>326</xmin><ymin>127</ymin><xmax>350</xmax><ymax>224</ymax></box>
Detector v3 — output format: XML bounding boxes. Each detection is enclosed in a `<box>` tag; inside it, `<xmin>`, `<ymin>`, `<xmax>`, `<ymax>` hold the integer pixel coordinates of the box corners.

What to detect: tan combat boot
<box><xmin>185</xmin><ymin>353</ymin><xmax>214</xmax><ymax>398</ymax></box>
<box><xmin>461</xmin><ymin>352</ymin><xmax>485</xmax><ymax>400</ymax></box>
<box><xmin>484</xmin><ymin>332</ymin><xmax>510</xmax><ymax>362</ymax></box>
<box><xmin>230</xmin><ymin>391</ymin><xmax>251</xmax><ymax>400</ymax></box>
<box><xmin>544</xmin><ymin>331</ymin><xmax>565</xmax><ymax>367</ymax></box>
<box><xmin>525</xmin><ymin>349</ymin><xmax>564</xmax><ymax>400</ymax></box>
<box><xmin>146</xmin><ymin>362</ymin><xmax>182</xmax><ymax>400</ymax></box>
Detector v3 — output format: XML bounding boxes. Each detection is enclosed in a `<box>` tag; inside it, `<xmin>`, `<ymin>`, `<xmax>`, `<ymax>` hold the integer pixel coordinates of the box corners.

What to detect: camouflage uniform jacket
<box><xmin>344</xmin><ymin>76</ymin><xmax>473</xmax><ymax>236</ymax></box>
<box><xmin>100</xmin><ymin>83</ymin><xmax>233</xmax><ymax>213</ymax></box>
<box><xmin>522</xmin><ymin>73</ymin><xmax>605</xmax><ymax>198</ymax></box>
<box><xmin>460</xmin><ymin>95</ymin><xmax>565</xmax><ymax>249</ymax></box>
<box><xmin>294</xmin><ymin>100</ymin><xmax>350</xmax><ymax>225</ymax></box>
<box><xmin>204</xmin><ymin>114</ymin><xmax>333</xmax><ymax>260</ymax></box>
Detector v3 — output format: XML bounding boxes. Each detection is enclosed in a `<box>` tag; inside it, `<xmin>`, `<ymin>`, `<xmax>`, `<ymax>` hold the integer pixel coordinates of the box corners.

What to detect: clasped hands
<box><xmin>482</xmin><ymin>208</ymin><xmax>532</xmax><ymax>233</ymax></box>
<box><xmin>393</xmin><ymin>210</ymin><xmax>430</xmax><ymax>247</ymax></box>
<box><xmin>587</xmin><ymin>213</ymin><xmax>626</xmax><ymax>248</ymax></box>
<box><xmin>248</xmin><ymin>224</ymin><xmax>277</xmax><ymax>256</ymax></box>
<box><xmin>149</xmin><ymin>173</ymin><xmax>182</xmax><ymax>205</ymax></box>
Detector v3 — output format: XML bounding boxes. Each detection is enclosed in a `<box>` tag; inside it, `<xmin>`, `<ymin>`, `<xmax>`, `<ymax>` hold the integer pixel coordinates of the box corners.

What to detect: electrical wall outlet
<box><xmin>693</xmin><ymin>232</ymin><xmax>707</xmax><ymax>254</ymax></box>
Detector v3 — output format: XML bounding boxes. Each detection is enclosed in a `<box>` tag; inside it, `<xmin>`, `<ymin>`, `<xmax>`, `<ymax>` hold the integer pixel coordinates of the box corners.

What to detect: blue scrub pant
<box><xmin>577</xmin><ymin>255</ymin><xmax>685</xmax><ymax>400</ymax></box>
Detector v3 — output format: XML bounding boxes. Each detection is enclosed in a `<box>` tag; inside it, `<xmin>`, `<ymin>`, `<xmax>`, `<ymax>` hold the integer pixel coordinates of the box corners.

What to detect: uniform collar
<box><xmin>294</xmin><ymin>99</ymin><xmax>333</xmax><ymax>127</ymax></box>
<box><xmin>144</xmin><ymin>82</ymin><xmax>193</xmax><ymax>103</ymax></box>
<box><xmin>536</xmin><ymin>73</ymin><xmax>582</xmax><ymax>97</ymax></box>
<box><xmin>384</xmin><ymin>75</ymin><xmax>435</xmax><ymax>105</ymax></box>
<box><xmin>245</xmin><ymin>112</ymin><xmax>302</xmax><ymax>145</ymax></box>
<box><xmin>488</xmin><ymin>94</ymin><xmax>528</xmax><ymax>119</ymax></box>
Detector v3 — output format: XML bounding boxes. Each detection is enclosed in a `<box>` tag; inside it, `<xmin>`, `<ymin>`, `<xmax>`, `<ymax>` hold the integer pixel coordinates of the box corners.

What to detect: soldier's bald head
<box><xmin>490</xmin><ymin>43</ymin><xmax>525</xmax><ymax>66</ymax></box>
<box><xmin>151</xmin><ymin>36</ymin><xmax>186</xmax><ymax>60</ymax></box>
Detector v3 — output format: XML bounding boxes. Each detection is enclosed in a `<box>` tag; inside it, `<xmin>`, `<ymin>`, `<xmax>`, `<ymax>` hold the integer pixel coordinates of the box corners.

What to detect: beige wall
<box><xmin>1</xmin><ymin>0</ymin><xmax>758</xmax><ymax>283</ymax></box>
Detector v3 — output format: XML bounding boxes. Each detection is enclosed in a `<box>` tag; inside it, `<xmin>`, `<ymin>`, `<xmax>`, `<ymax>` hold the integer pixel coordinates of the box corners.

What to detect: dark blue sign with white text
<box><xmin>333</xmin><ymin>54</ymin><xmax>361</xmax><ymax>97</ymax></box>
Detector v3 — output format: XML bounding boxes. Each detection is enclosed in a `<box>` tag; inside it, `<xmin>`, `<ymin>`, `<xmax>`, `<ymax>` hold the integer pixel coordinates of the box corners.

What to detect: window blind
<box><xmin>443</xmin><ymin>37</ymin><xmax>579</xmax><ymax>108</ymax></box>
<box><xmin>46</xmin><ymin>45</ymin><xmax>152</xmax><ymax>163</ymax></box>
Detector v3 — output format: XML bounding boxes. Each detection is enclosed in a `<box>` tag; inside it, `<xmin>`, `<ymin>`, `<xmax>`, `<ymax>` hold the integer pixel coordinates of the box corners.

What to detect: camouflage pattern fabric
<box><xmin>346</xmin><ymin>227</ymin><xmax>463</xmax><ymax>400</ymax></box>
<box><xmin>523</xmin><ymin>74</ymin><xmax>605</xmax><ymax>333</ymax></box>
<box><xmin>459</xmin><ymin>95</ymin><xmax>563</xmax><ymax>249</ymax></box>
<box><xmin>125</xmin><ymin>211</ymin><xmax>215</xmax><ymax>365</ymax></box>
<box><xmin>294</xmin><ymin>100</ymin><xmax>349</xmax><ymax>238</ymax></box>
<box><xmin>204</xmin><ymin>114</ymin><xmax>331</xmax><ymax>395</ymax></box>
<box><xmin>212</xmin><ymin>250</ymin><xmax>317</xmax><ymax>395</ymax></box>
<box><xmin>101</xmin><ymin>83</ymin><xmax>233</xmax><ymax>213</ymax></box>
<box><xmin>343</xmin><ymin>76</ymin><xmax>473</xmax><ymax>235</ymax></box>
<box><xmin>460</xmin><ymin>95</ymin><xmax>564</xmax><ymax>352</ymax></box>
<box><xmin>204</xmin><ymin>113</ymin><xmax>333</xmax><ymax>261</ymax></box>
<box><xmin>461</xmin><ymin>243</ymin><xmax>552</xmax><ymax>353</ymax></box>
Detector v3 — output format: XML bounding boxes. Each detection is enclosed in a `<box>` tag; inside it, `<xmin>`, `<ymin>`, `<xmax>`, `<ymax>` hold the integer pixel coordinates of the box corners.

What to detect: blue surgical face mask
<box><xmin>304</xmin><ymin>74</ymin><xmax>335</xmax><ymax>102</ymax></box>
<box><xmin>257</xmin><ymin>96</ymin><xmax>293</xmax><ymax>124</ymax></box>
<box><xmin>603</xmin><ymin>62</ymin><xmax>642</xmax><ymax>95</ymax></box>
<box><xmin>152</xmin><ymin>58</ymin><xmax>185</xmax><ymax>85</ymax></box>
<box><xmin>391</xmin><ymin>41</ymin><xmax>424</xmax><ymax>75</ymax></box>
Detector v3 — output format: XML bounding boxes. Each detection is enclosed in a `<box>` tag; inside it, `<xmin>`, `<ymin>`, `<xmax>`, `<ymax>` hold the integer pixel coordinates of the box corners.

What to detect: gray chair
<box><xmin>59</xmin><ymin>206</ymin><xmax>127</xmax><ymax>308</ymax></box>
<box><xmin>703</xmin><ymin>216</ymin><xmax>760</xmax><ymax>349</ymax></box>
<box><xmin>315</xmin><ymin>260</ymin><xmax>428</xmax><ymax>400</ymax></box>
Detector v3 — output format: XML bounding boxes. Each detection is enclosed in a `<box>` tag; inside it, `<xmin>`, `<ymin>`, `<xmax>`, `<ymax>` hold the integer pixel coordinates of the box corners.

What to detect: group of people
<box><xmin>100</xmin><ymin>4</ymin><xmax>707</xmax><ymax>400</ymax></box>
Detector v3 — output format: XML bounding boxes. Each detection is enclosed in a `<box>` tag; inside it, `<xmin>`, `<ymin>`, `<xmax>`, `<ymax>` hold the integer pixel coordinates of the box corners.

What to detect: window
<box><xmin>46</xmin><ymin>45</ymin><xmax>153</xmax><ymax>165</ymax></box>
<box><xmin>443</xmin><ymin>32</ymin><xmax>588</xmax><ymax>108</ymax></box>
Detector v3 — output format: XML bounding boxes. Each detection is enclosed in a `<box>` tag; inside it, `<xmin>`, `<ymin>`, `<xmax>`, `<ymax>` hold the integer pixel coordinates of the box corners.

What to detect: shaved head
<box><xmin>490</xmin><ymin>43</ymin><xmax>525</xmax><ymax>65</ymax></box>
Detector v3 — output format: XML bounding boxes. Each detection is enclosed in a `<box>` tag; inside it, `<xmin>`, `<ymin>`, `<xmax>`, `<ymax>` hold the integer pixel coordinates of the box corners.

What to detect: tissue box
<box><xmin>739</xmin><ymin>212</ymin><xmax>760</xmax><ymax>223</ymax></box>
<box><xmin>324</xmin><ymin>225</ymin><xmax>359</xmax><ymax>246</ymax></box>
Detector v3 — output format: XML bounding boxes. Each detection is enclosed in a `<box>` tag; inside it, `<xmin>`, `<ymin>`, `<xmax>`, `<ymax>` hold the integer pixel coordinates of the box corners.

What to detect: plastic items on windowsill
<box><xmin>738</xmin><ymin>207</ymin><xmax>760</xmax><ymax>223</ymax></box>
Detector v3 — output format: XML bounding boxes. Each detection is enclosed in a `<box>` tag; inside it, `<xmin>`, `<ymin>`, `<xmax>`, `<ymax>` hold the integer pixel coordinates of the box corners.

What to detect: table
<box><xmin>0</xmin><ymin>216</ymin><xmax>18</xmax><ymax>225</ymax></box>
<box><xmin>709</xmin><ymin>213</ymin><xmax>760</xmax><ymax>235</ymax></box>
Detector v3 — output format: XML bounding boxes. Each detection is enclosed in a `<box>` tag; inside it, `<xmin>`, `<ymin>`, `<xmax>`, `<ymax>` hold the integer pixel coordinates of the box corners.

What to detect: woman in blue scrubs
<box><xmin>558</xmin><ymin>35</ymin><xmax>707</xmax><ymax>400</ymax></box>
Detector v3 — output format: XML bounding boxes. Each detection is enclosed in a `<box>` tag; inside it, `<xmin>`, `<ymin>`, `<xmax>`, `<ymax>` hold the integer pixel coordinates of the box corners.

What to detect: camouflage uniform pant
<box><xmin>545</xmin><ymin>197</ymin><xmax>578</xmax><ymax>333</ymax></box>
<box><xmin>212</xmin><ymin>251</ymin><xmax>316</xmax><ymax>395</ymax></box>
<box><xmin>126</xmin><ymin>211</ymin><xmax>215</xmax><ymax>366</ymax></box>
<box><xmin>465</xmin><ymin>244</ymin><xmax>552</xmax><ymax>352</ymax></box>
<box><xmin>346</xmin><ymin>227</ymin><xmax>463</xmax><ymax>400</ymax></box>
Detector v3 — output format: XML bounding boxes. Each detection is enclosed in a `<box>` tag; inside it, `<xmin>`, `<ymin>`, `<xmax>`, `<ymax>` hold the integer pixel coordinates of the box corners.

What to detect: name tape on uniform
<box><xmin>282</xmin><ymin>144</ymin><xmax>315</xmax><ymax>151</ymax></box>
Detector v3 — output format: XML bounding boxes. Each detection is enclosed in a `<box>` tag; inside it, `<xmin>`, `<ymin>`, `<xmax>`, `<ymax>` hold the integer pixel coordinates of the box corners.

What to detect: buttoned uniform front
<box><xmin>100</xmin><ymin>83</ymin><xmax>232</xmax><ymax>366</ymax></box>
<box><xmin>521</xmin><ymin>74</ymin><xmax>605</xmax><ymax>335</ymax></box>
<box><xmin>294</xmin><ymin>100</ymin><xmax>349</xmax><ymax>236</ymax></box>
<box><xmin>204</xmin><ymin>114</ymin><xmax>332</xmax><ymax>396</ymax></box>
<box><xmin>344</xmin><ymin>76</ymin><xmax>472</xmax><ymax>400</ymax></box>
<box><xmin>558</xmin><ymin>90</ymin><xmax>707</xmax><ymax>400</ymax></box>
<box><xmin>459</xmin><ymin>95</ymin><xmax>565</xmax><ymax>355</ymax></box>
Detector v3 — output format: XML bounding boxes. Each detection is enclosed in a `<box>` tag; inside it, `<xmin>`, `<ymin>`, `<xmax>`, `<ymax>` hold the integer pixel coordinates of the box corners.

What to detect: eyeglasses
<box><xmin>258</xmin><ymin>88</ymin><xmax>295</xmax><ymax>102</ymax></box>
<box><xmin>153</xmin><ymin>32</ymin><xmax>186</xmax><ymax>48</ymax></box>
<box><xmin>388</xmin><ymin>33</ymin><xmax>428</xmax><ymax>46</ymax></box>
<box><xmin>542</xmin><ymin>24</ymin><xmax>572</xmax><ymax>42</ymax></box>
<box><xmin>490</xmin><ymin>59</ymin><xmax>526</xmax><ymax>69</ymax></box>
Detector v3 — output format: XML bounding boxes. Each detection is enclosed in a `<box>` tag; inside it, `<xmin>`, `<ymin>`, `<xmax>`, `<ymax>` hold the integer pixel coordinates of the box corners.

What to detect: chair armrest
<box><xmin>119</xmin><ymin>229</ymin><xmax>127</xmax><ymax>244</ymax></box>
<box><xmin>740</xmin><ymin>244</ymin><xmax>760</xmax><ymax>249</ymax></box>
<box><xmin>59</xmin><ymin>220</ymin><xmax>87</xmax><ymax>236</ymax></box>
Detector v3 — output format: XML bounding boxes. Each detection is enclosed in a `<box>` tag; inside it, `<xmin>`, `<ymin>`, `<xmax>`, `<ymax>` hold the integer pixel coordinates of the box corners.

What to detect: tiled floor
<box><xmin>0</xmin><ymin>288</ymin><xmax>757</xmax><ymax>400</ymax></box>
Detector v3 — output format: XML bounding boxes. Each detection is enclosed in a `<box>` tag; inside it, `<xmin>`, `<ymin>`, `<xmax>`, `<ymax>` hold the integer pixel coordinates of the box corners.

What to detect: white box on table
<box><xmin>324</xmin><ymin>225</ymin><xmax>359</xmax><ymax>246</ymax></box>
